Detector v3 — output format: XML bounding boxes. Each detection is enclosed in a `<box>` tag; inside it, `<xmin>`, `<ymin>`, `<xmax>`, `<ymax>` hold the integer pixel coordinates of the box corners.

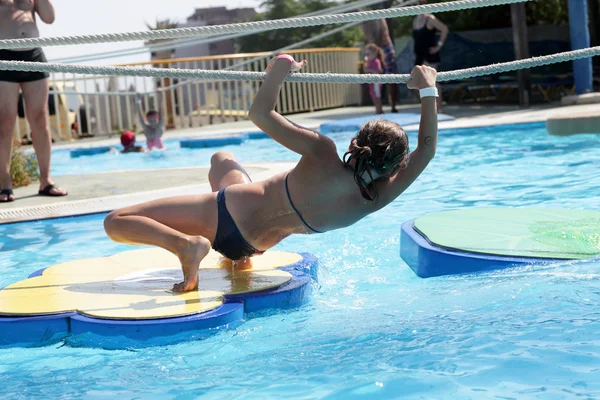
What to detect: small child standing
<box><xmin>364</xmin><ymin>43</ymin><xmax>384</xmax><ymax>115</ymax></box>
<box><xmin>136</xmin><ymin>92</ymin><xmax>166</xmax><ymax>151</ymax></box>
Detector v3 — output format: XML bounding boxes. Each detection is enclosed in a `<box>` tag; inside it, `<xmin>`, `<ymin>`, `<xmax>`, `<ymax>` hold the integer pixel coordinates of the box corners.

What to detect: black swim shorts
<box><xmin>0</xmin><ymin>48</ymin><xmax>50</xmax><ymax>83</ymax></box>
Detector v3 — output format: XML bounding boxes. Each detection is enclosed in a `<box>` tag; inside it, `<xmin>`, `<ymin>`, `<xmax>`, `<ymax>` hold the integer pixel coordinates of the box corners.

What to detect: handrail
<box><xmin>119</xmin><ymin>48</ymin><xmax>361</xmax><ymax>67</ymax></box>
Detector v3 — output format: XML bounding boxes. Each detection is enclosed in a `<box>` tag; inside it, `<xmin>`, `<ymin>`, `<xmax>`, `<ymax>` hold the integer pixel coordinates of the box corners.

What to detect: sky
<box><xmin>39</xmin><ymin>0</ymin><xmax>263</xmax><ymax>65</ymax></box>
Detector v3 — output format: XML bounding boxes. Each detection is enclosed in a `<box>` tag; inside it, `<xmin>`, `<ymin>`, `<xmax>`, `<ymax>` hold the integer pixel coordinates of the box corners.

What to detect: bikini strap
<box><xmin>285</xmin><ymin>174</ymin><xmax>322</xmax><ymax>234</ymax></box>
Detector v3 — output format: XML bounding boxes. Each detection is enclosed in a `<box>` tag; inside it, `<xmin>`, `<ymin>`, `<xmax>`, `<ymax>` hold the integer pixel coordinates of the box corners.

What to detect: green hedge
<box><xmin>11</xmin><ymin>145</ymin><xmax>39</xmax><ymax>188</ymax></box>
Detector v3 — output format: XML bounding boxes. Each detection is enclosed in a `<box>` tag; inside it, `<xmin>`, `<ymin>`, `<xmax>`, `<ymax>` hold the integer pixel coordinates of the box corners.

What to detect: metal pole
<box><xmin>589</xmin><ymin>0</ymin><xmax>600</xmax><ymax>67</ymax></box>
<box><xmin>568</xmin><ymin>0</ymin><xmax>593</xmax><ymax>94</ymax></box>
<box><xmin>510</xmin><ymin>3</ymin><xmax>531</xmax><ymax>107</ymax></box>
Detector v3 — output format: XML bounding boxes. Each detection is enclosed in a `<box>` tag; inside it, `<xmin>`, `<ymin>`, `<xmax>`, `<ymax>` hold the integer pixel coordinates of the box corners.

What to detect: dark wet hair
<box><xmin>343</xmin><ymin>120</ymin><xmax>409</xmax><ymax>201</ymax></box>
<box><xmin>146</xmin><ymin>110</ymin><xmax>159</xmax><ymax>118</ymax></box>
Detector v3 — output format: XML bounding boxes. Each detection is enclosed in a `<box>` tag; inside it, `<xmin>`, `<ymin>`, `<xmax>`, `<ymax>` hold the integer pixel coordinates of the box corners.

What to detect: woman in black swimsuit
<box><xmin>413</xmin><ymin>3</ymin><xmax>448</xmax><ymax>109</ymax></box>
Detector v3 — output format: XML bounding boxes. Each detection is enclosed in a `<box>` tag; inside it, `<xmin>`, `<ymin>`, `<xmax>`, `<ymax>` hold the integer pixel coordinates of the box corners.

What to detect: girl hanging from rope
<box><xmin>104</xmin><ymin>54</ymin><xmax>440</xmax><ymax>293</ymax></box>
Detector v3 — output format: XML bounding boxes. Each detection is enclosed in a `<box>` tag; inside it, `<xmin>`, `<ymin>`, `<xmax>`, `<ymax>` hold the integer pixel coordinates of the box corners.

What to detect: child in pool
<box><xmin>119</xmin><ymin>131</ymin><xmax>146</xmax><ymax>153</ymax></box>
<box><xmin>104</xmin><ymin>55</ymin><xmax>439</xmax><ymax>293</ymax></box>
<box><xmin>364</xmin><ymin>43</ymin><xmax>384</xmax><ymax>114</ymax></box>
<box><xmin>136</xmin><ymin>92</ymin><xmax>165</xmax><ymax>151</ymax></box>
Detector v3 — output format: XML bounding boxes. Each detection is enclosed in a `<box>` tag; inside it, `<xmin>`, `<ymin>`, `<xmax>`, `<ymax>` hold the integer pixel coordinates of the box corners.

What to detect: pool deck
<box><xmin>2</xmin><ymin>102</ymin><xmax>598</xmax><ymax>224</ymax></box>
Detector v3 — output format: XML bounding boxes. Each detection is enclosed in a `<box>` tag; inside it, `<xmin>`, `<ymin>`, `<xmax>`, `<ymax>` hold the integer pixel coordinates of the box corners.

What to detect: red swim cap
<box><xmin>121</xmin><ymin>131</ymin><xmax>135</xmax><ymax>148</ymax></box>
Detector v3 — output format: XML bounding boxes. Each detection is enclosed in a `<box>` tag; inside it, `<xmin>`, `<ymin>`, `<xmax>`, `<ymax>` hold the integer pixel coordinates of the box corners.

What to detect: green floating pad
<box><xmin>414</xmin><ymin>208</ymin><xmax>600</xmax><ymax>260</ymax></box>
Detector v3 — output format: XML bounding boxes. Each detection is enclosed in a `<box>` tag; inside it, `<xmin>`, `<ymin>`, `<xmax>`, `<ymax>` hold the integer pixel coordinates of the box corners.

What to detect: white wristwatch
<box><xmin>419</xmin><ymin>87</ymin><xmax>439</xmax><ymax>98</ymax></box>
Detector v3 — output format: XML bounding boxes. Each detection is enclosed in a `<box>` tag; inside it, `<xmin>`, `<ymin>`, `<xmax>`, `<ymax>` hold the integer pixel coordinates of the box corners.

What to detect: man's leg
<box><xmin>389</xmin><ymin>84</ymin><xmax>398</xmax><ymax>112</ymax></box>
<box><xmin>0</xmin><ymin>81</ymin><xmax>20</xmax><ymax>202</ymax></box>
<box><xmin>383</xmin><ymin>45</ymin><xmax>399</xmax><ymax>113</ymax></box>
<box><xmin>21</xmin><ymin>78</ymin><xmax>67</xmax><ymax>196</ymax></box>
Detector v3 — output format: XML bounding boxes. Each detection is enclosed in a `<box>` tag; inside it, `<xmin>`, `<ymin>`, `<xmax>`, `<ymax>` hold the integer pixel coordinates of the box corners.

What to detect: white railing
<box><xmin>14</xmin><ymin>48</ymin><xmax>361</xmax><ymax>142</ymax></box>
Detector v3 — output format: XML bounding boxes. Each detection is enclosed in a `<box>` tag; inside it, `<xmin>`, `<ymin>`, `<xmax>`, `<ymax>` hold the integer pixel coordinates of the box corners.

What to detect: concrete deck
<box><xmin>3</xmin><ymin>102</ymin><xmax>598</xmax><ymax>224</ymax></box>
<box><xmin>0</xmin><ymin>162</ymin><xmax>295</xmax><ymax>224</ymax></box>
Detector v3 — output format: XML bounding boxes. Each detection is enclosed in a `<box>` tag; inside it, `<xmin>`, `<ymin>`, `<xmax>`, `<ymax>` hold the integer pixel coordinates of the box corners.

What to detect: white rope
<box><xmin>228</xmin><ymin>0</ymin><xmax>420</xmax><ymax>73</ymax></box>
<box><xmin>152</xmin><ymin>0</ymin><xmax>420</xmax><ymax>95</ymax></box>
<box><xmin>0</xmin><ymin>0</ymin><xmax>530</xmax><ymax>50</ymax></box>
<box><xmin>1</xmin><ymin>46</ymin><xmax>598</xmax><ymax>84</ymax></box>
<box><xmin>50</xmin><ymin>0</ymin><xmax>391</xmax><ymax>63</ymax></box>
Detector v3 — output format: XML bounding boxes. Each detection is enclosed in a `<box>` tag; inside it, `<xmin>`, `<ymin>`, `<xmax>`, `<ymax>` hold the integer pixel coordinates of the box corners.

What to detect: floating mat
<box><xmin>401</xmin><ymin>207</ymin><xmax>600</xmax><ymax>278</ymax></box>
<box><xmin>0</xmin><ymin>248</ymin><xmax>317</xmax><ymax>348</ymax></box>
<box><xmin>319</xmin><ymin>112</ymin><xmax>455</xmax><ymax>133</ymax></box>
<box><xmin>180</xmin><ymin>135</ymin><xmax>247</xmax><ymax>148</ymax></box>
<box><xmin>246</xmin><ymin>131</ymin><xmax>270</xmax><ymax>140</ymax></box>
<box><xmin>70</xmin><ymin>146</ymin><xmax>113</xmax><ymax>158</ymax></box>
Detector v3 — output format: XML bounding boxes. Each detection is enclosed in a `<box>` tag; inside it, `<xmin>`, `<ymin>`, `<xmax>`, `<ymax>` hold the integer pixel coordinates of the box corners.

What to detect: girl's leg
<box><xmin>374</xmin><ymin>98</ymin><xmax>383</xmax><ymax>114</ymax></box>
<box><xmin>105</xmin><ymin>151</ymin><xmax>252</xmax><ymax>292</ymax></box>
<box><xmin>207</xmin><ymin>151</ymin><xmax>254</xmax><ymax>269</ymax></box>
<box><xmin>104</xmin><ymin>194</ymin><xmax>217</xmax><ymax>292</ymax></box>
<box><xmin>372</xmin><ymin>84</ymin><xmax>384</xmax><ymax>114</ymax></box>
<box><xmin>208</xmin><ymin>151</ymin><xmax>252</xmax><ymax>191</ymax></box>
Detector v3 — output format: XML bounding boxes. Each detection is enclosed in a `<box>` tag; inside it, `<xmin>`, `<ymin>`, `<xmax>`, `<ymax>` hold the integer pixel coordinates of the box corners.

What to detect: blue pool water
<box><xmin>3</xmin><ymin>122</ymin><xmax>600</xmax><ymax>398</ymax></box>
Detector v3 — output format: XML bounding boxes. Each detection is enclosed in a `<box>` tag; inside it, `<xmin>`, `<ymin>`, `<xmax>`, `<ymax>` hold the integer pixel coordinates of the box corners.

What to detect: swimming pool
<box><xmin>3</xmin><ymin>121</ymin><xmax>600</xmax><ymax>398</ymax></box>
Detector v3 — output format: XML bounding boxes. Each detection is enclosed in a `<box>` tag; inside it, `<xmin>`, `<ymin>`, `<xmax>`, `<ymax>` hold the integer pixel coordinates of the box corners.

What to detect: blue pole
<box><xmin>568</xmin><ymin>0</ymin><xmax>593</xmax><ymax>94</ymax></box>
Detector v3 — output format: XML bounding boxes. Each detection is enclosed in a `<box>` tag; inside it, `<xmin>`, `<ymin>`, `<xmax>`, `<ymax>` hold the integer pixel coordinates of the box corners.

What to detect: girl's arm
<box><xmin>375</xmin><ymin>58</ymin><xmax>383</xmax><ymax>74</ymax></box>
<box><xmin>35</xmin><ymin>0</ymin><xmax>55</xmax><ymax>24</ymax></box>
<box><xmin>136</xmin><ymin>95</ymin><xmax>149</xmax><ymax>128</ymax></box>
<box><xmin>157</xmin><ymin>91</ymin><xmax>164</xmax><ymax>125</ymax></box>
<box><xmin>248</xmin><ymin>55</ymin><xmax>335</xmax><ymax>157</ymax></box>
<box><xmin>376</xmin><ymin>66</ymin><xmax>438</xmax><ymax>204</ymax></box>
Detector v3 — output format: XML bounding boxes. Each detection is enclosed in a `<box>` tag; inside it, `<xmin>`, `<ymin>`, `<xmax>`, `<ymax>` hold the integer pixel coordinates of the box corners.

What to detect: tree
<box><xmin>388</xmin><ymin>0</ymin><xmax>569</xmax><ymax>35</ymax></box>
<box><xmin>236</xmin><ymin>0</ymin><xmax>363</xmax><ymax>53</ymax></box>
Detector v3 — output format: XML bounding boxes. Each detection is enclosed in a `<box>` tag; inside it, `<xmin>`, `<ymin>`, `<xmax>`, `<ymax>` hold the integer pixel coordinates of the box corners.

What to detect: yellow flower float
<box><xmin>0</xmin><ymin>248</ymin><xmax>318</xmax><ymax>347</ymax></box>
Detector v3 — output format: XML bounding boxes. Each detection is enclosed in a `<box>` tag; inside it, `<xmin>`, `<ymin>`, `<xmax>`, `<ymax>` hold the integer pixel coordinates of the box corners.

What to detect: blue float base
<box><xmin>245</xmin><ymin>131</ymin><xmax>270</xmax><ymax>140</ymax></box>
<box><xmin>180</xmin><ymin>135</ymin><xmax>247</xmax><ymax>148</ymax></box>
<box><xmin>70</xmin><ymin>146</ymin><xmax>113</xmax><ymax>158</ymax></box>
<box><xmin>400</xmin><ymin>220</ymin><xmax>560</xmax><ymax>278</ymax></box>
<box><xmin>0</xmin><ymin>253</ymin><xmax>318</xmax><ymax>349</ymax></box>
<box><xmin>320</xmin><ymin>113</ymin><xmax>455</xmax><ymax>133</ymax></box>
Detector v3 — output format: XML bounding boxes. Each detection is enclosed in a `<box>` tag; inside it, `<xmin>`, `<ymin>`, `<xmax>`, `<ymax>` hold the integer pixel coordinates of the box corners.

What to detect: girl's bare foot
<box><xmin>172</xmin><ymin>236</ymin><xmax>211</xmax><ymax>293</ymax></box>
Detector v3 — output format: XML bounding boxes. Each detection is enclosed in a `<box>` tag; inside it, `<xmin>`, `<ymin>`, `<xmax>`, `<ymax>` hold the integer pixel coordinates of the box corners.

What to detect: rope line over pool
<box><xmin>0</xmin><ymin>0</ymin><xmax>529</xmax><ymax>50</ymax></box>
<box><xmin>0</xmin><ymin>46</ymin><xmax>598</xmax><ymax>84</ymax></box>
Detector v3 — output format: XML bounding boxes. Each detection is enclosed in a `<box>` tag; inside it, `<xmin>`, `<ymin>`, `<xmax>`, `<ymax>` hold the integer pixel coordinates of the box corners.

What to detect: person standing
<box><xmin>362</xmin><ymin>17</ymin><xmax>399</xmax><ymax>113</ymax></box>
<box><xmin>0</xmin><ymin>0</ymin><xmax>67</xmax><ymax>202</ymax></box>
<box><xmin>413</xmin><ymin>0</ymin><xmax>449</xmax><ymax>110</ymax></box>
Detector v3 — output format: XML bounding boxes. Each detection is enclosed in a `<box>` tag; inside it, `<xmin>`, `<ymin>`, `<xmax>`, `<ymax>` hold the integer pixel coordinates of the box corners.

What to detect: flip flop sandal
<box><xmin>0</xmin><ymin>189</ymin><xmax>14</xmax><ymax>203</ymax></box>
<box><xmin>38</xmin><ymin>184</ymin><xmax>68</xmax><ymax>197</ymax></box>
